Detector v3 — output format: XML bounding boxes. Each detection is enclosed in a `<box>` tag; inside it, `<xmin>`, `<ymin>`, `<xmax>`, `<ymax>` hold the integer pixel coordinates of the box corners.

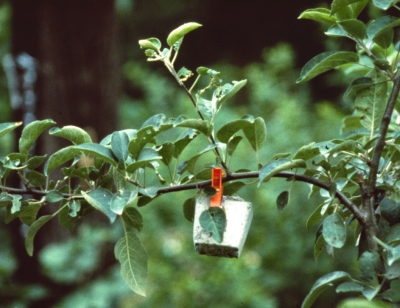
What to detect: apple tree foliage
<box><xmin>2</xmin><ymin>0</ymin><xmax>400</xmax><ymax>305</ymax></box>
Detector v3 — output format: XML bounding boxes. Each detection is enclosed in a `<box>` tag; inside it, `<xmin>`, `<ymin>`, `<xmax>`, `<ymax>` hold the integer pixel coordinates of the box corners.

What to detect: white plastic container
<box><xmin>193</xmin><ymin>195</ymin><xmax>253</xmax><ymax>258</ymax></box>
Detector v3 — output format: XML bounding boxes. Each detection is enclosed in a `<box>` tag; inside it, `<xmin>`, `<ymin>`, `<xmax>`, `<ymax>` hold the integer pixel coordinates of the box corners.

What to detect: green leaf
<box><xmin>293</xmin><ymin>143</ymin><xmax>320</xmax><ymax>160</ymax></box>
<box><xmin>380</xmin><ymin>199</ymin><xmax>400</xmax><ymax>225</ymax></box>
<box><xmin>19</xmin><ymin>119</ymin><xmax>56</xmax><ymax>155</ymax></box>
<box><xmin>373</xmin><ymin>0</ymin><xmax>397</xmax><ymax>10</ymax></box>
<box><xmin>328</xmin><ymin>139</ymin><xmax>358</xmax><ymax>156</ymax></box>
<box><xmin>226</xmin><ymin>136</ymin><xmax>243</xmax><ymax>156</ymax></box>
<box><xmin>331</xmin><ymin>0</ymin><xmax>368</xmax><ymax>18</ymax></box>
<box><xmin>27</xmin><ymin>155</ymin><xmax>47</xmax><ymax>170</ymax></box>
<box><xmin>138</xmin><ymin>38</ymin><xmax>162</xmax><ymax>51</ymax></box>
<box><xmin>138</xmin><ymin>186</ymin><xmax>159</xmax><ymax>199</ymax></box>
<box><xmin>297</xmin><ymin>51</ymin><xmax>359</xmax><ymax>83</ymax></box>
<box><xmin>49</xmin><ymin>125</ymin><xmax>92</xmax><ymax>145</ymax></box>
<box><xmin>325</xmin><ymin>25</ymin><xmax>350</xmax><ymax>37</ymax></box>
<box><xmin>11</xmin><ymin>195</ymin><xmax>22</xmax><ymax>213</ymax></box>
<box><xmin>385</xmin><ymin>224</ymin><xmax>400</xmax><ymax>244</ymax></box>
<box><xmin>81</xmin><ymin>188</ymin><xmax>116</xmax><ymax>223</ymax></box>
<box><xmin>19</xmin><ymin>203</ymin><xmax>42</xmax><ymax>226</ymax></box>
<box><xmin>354</xmin><ymin>68</ymin><xmax>387</xmax><ymax>134</ymax></box>
<box><xmin>72</xmin><ymin>143</ymin><xmax>117</xmax><ymax>167</ymax></box>
<box><xmin>375</xmin><ymin>237</ymin><xmax>400</xmax><ymax>266</ymax></box>
<box><xmin>314</xmin><ymin>234</ymin><xmax>325</xmax><ymax>262</ymax></box>
<box><xmin>322</xmin><ymin>213</ymin><xmax>346</xmax><ymax>248</ymax></box>
<box><xmin>157</xmin><ymin>142</ymin><xmax>175</xmax><ymax>166</ymax></box>
<box><xmin>183</xmin><ymin>197</ymin><xmax>196</xmax><ymax>222</ymax></box>
<box><xmin>276</xmin><ymin>191</ymin><xmax>289</xmax><ymax>211</ymax></box>
<box><xmin>338</xmin><ymin>19</ymin><xmax>366</xmax><ymax>39</ymax></box>
<box><xmin>217</xmin><ymin>116</ymin><xmax>254</xmax><ymax>143</ymax></box>
<box><xmin>298</xmin><ymin>8</ymin><xmax>337</xmax><ymax>23</ymax></box>
<box><xmin>344</xmin><ymin>77</ymin><xmax>373</xmax><ymax>102</ymax></box>
<box><xmin>115</xmin><ymin>231</ymin><xmax>148</xmax><ymax>296</ymax></box>
<box><xmin>59</xmin><ymin>203</ymin><xmax>80</xmax><ymax>232</ymax></box>
<box><xmin>44</xmin><ymin>146</ymin><xmax>76</xmax><ymax>176</ymax></box>
<box><xmin>128</xmin><ymin>119</ymin><xmax>173</xmax><ymax>159</ymax></box>
<box><xmin>301</xmin><ymin>271</ymin><xmax>352</xmax><ymax>308</ymax></box>
<box><xmin>166</xmin><ymin>22</ymin><xmax>202</xmax><ymax>46</ymax></box>
<box><xmin>25</xmin><ymin>215</ymin><xmax>53</xmax><ymax>256</ymax></box>
<box><xmin>45</xmin><ymin>190</ymin><xmax>64</xmax><ymax>203</ymax></box>
<box><xmin>373</xmin><ymin>28</ymin><xmax>394</xmax><ymax>49</ymax></box>
<box><xmin>224</xmin><ymin>181</ymin><xmax>246</xmax><ymax>196</ymax></box>
<box><xmin>367</xmin><ymin>16</ymin><xmax>400</xmax><ymax>41</ymax></box>
<box><xmin>199</xmin><ymin>207</ymin><xmax>226</xmax><ymax>243</ymax></box>
<box><xmin>111</xmin><ymin>189</ymin><xmax>138</xmax><ymax>215</ymax></box>
<box><xmin>126</xmin><ymin>148</ymin><xmax>162</xmax><ymax>173</ymax></box>
<box><xmin>216</xmin><ymin>80</ymin><xmax>247</xmax><ymax>109</ymax></box>
<box><xmin>243</xmin><ymin>117</ymin><xmax>267</xmax><ymax>152</ymax></box>
<box><xmin>111</xmin><ymin>131</ymin><xmax>130</xmax><ymax>161</ymax></box>
<box><xmin>336</xmin><ymin>281</ymin><xmax>364</xmax><ymax>293</ymax></box>
<box><xmin>122</xmin><ymin>207</ymin><xmax>143</xmax><ymax>231</ymax></box>
<box><xmin>173</xmin><ymin>129</ymin><xmax>198</xmax><ymax>158</ymax></box>
<box><xmin>259</xmin><ymin>159</ymin><xmax>306</xmax><ymax>185</ymax></box>
<box><xmin>176</xmin><ymin>119</ymin><xmax>212</xmax><ymax>136</ymax></box>
<box><xmin>307</xmin><ymin>202</ymin><xmax>325</xmax><ymax>230</ymax></box>
<box><xmin>359</xmin><ymin>250</ymin><xmax>382</xmax><ymax>281</ymax></box>
<box><xmin>0</xmin><ymin>121</ymin><xmax>22</xmax><ymax>139</ymax></box>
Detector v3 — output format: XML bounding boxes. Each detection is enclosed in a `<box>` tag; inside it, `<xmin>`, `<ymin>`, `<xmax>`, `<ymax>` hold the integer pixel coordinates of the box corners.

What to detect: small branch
<box><xmin>368</xmin><ymin>70</ymin><xmax>400</xmax><ymax>191</ymax></box>
<box><xmin>2</xmin><ymin>171</ymin><xmax>362</xmax><ymax>221</ymax></box>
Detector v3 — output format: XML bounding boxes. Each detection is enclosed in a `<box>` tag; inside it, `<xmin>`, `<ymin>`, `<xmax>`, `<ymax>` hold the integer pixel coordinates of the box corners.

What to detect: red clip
<box><xmin>210</xmin><ymin>168</ymin><xmax>223</xmax><ymax>207</ymax></box>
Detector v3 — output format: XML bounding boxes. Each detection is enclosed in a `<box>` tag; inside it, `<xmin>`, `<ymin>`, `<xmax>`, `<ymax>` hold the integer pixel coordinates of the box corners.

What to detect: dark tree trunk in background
<box><xmin>8</xmin><ymin>1</ymin><xmax>119</xmax><ymax>306</ymax></box>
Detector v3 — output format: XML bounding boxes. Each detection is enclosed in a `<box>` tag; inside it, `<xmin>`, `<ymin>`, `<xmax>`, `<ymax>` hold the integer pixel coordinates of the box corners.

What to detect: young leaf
<box><xmin>298</xmin><ymin>8</ymin><xmax>337</xmax><ymax>23</ymax></box>
<box><xmin>322</xmin><ymin>213</ymin><xmax>346</xmax><ymax>248</ymax></box>
<box><xmin>122</xmin><ymin>207</ymin><xmax>143</xmax><ymax>231</ymax></box>
<box><xmin>0</xmin><ymin>121</ymin><xmax>22</xmax><ymax>139</ymax></box>
<box><xmin>243</xmin><ymin>117</ymin><xmax>267</xmax><ymax>152</ymax></box>
<box><xmin>276</xmin><ymin>191</ymin><xmax>289</xmax><ymax>211</ymax></box>
<box><xmin>49</xmin><ymin>125</ymin><xmax>92</xmax><ymax>145</ymax></box>
<box><xmin>336</xmin><ymin>281</ymin><xmax>364</xmax><ymax>293</ymax></box>
<box><xmin>19</xmin><ymin>119</ymin><xmax>56</xmax><ymax>155</ymax></box>
<box><xmin>166</xmin><ymin>22</ymin><xmax>202</xmax><ymax>47</ymax></box>
<box><xmin>111</xmin><ymin>131</ymin><xmax>130</xmax><ymax>161</ymax></box>
<box><xmin>216</xmin><ymin>80</ymin><xmax>247</xmax><ymax>109</ymax></box>
<box><xmin>307</xmin><ymin>202</ymin><xmax>326</xmax><ymax>230</ymax></box>
<box><xmin>301</xmin><ymin>271</ymin><xmax>352</xmax><ymax>308</ymax></box>
<box><xmin>199</xmin><ymin>207</ymin><xmax>226</xmax><ymax>243</ymax></box>
<box><xmin>115</xmin><ymin>231</ymin><xmax>148</xmax><ymax>296</ymax></box>
<box><xmin>297</xmin><ymin>51</ymin><xmax>359</xmax><ymax>83</ymax></box>
<box><xmin>258</xmin><ymin>159</ymin><xmax>306</xmax><ymax>185</ymax></box>
<box><xmin>25</xmin><ymin>215</ymin><xmax>53</xmax><ymax>256</ymax></box>
<box><xmin>138</xmin><ymin>38</ymin><xmax>162</xmax><ymax>51</ymax></box>
<box><xmin>81</xmin><ymin>189</ymin><xmax>116</xmax><ymax>223</ymax></box>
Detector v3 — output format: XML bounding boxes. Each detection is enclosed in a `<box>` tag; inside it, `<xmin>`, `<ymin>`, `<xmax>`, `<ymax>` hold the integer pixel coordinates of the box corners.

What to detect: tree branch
<box><xmin>1</xmin><ymin>170</ymin><xmax>364</xmax><ymax>222</ymax></box>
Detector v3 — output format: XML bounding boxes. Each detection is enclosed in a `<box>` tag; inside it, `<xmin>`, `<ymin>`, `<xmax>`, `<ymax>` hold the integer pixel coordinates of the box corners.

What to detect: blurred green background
<box><xmin>0</xmin><ymin>1</ymin><xmax>393</xmax><ymax>307</ymax></box>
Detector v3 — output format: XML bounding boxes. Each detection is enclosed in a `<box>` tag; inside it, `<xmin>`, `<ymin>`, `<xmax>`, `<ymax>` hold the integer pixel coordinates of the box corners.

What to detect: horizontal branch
<box><xmin>1</xmin><ymin>170</ymin><xmax>365</xmax><ymax>224</ymax></box>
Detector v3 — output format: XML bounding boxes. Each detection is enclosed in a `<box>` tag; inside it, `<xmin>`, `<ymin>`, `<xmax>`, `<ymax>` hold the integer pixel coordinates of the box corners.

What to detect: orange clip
<box><xmin>210</xmin><ymin>168</ymin><xmax>223</xmax><ymax>207</ymax></box>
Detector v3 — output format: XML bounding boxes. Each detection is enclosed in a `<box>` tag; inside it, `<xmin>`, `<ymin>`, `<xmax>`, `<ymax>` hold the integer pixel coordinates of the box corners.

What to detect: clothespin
<box><xmin>210</xmin><ymin>168</ymin><xmax>223</xmax><ymax>207</ymax></box>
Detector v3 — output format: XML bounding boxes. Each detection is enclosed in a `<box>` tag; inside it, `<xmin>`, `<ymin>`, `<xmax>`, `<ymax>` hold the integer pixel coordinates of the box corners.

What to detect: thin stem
<box><xmin>368</xmin><ymin>70</ymin><xmax>400</xmax><ymax>191</ymax></box>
